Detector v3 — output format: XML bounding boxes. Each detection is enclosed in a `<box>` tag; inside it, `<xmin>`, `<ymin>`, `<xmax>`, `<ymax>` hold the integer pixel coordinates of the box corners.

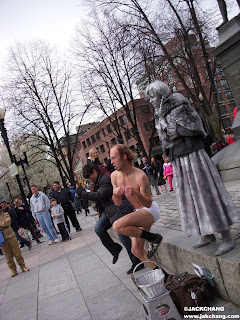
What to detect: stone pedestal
<box><xmin>212</xmin><ymin>15</ymin><xmax>240</xmax><ymax>180</ymax></box>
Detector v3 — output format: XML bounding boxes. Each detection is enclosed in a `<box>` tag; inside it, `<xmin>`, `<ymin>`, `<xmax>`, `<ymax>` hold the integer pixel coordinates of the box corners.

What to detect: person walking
<box><xmin>1</xmin><ymin>201</ymin><xmax>32</xmax><ymax>249</ymax></box>
<box><xmin>70</xmin><ymin>186</ymin><xmax>81</xmax><ymax>214</ymax></box>
<box><xmin>14</xmin><ymin>198</ymin><xmax>42</xmax><ymax>244</ymax></box>
<box><xmin>149</xmin><ymin>156</ymin><xmax>161</xmax><ymax>195</ymax></box>
<box><xmin>76</xmin><ymin>183</ymin><xmax>90</xmax><ymax>216</ymax></box>
<box><xmin>50</xmin><ymin>198</ymin><xmax>70</xmax><ymax>241</ymax></box>
<box><xmin>51</xmin><ymin>182</ymin><xmax>82</xmax><ymax>232</ymax></box>
<box><xmin>30</xmin><ymin>185</ymin><xmax>59</xmax><ymax>245</ymax></box>
<box><xmin>163</xmin><ymin>155</ymin><xmax>174</xmax><ymax>192</ymax></box>
<box><xmin>77</xmin><ymin>163</ymin><xmax>144</xmax><ymax>274</ymax></box>
<box><xmin>0</xmin><ymin>205</ymin><xmax>29</xmax><ymax>277</ymax></box>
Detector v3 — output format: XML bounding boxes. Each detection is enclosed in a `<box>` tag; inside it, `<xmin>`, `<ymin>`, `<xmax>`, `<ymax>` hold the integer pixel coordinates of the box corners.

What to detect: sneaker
<box><xmin>48</xmin><ymin>240</ymin><xmax>54</xmax><ymax>245</ymax></box>
<box><xmin>147</xmin><ymin>234</ymin><xmax>163</xmax><ymax>259</ymax></box>
<box><xmin>11</xmin><ymin>270</ymin><xmax>18</xmax><ymax>277</ymax></box>
<box><xmin>54</xmin><ymin>238</ymin><xmax>59</xmax><ymax>243</ymax></box>
<box><xmin>21</xmin><ymin>267</ymin><xmax>29</xmax><ymax>272</ymax></box>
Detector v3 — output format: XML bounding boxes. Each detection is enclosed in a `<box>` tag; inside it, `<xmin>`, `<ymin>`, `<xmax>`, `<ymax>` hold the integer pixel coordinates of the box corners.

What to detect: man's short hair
<box><xmin>53</xmin><ymin>181</ymin><xmax>60</xmax><ymax>185</ymax></box>
<box><xmin>82</xmin><ymin>164</ymin><xmax>99</xmax><ymax>179</ymax></box>
<box><xmin>50</xmin><ymin>198</ymin><xmax>56</xmax><ymax>203</ymax></box>
<box><xmin>30</xmin><ymin>184</ymin><xmax>38</xmax><ymax>189</ymax></box>
<box><xmin>111</xmin><ymin>144</ymin><xmax>136</xmax><ymax>164</ymax></box>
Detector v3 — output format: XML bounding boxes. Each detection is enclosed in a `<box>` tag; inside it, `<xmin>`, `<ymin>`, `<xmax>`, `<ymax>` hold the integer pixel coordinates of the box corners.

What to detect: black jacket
<box><xmin>15</xmin><ymin>205</ymin><xmax>31</xmax><ymax>228</ymax></box>
<box><xmin>77</xmin><ymin>172</ymin><xmax>134</xmax><ymax>223</ymax></box>
<box><xmin>50</xmin><ymin>188</ymin><xmax>74</xmax><ymax>205</ymax></box>
<box><xmin>6</xmin><ymin>206</ymin><xmax>19</xmax><ymax>231</ymax></box>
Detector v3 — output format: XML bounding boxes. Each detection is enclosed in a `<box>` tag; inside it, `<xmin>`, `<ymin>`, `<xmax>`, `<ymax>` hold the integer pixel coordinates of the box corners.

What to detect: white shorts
<box><xmin>135</xmin><ymin>201</ymin><xmax>161</xmax><ymax>222</ymax></box>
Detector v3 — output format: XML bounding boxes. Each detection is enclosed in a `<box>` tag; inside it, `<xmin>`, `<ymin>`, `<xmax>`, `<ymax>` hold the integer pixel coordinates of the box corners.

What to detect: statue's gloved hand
<box><xmin>166</xmin><ymin>122</ymin><xmax>178</xmax><ymax>140</ymax></box>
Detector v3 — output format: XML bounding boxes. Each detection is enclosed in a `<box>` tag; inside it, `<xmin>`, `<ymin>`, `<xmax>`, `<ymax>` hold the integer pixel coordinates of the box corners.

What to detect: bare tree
<box><xmin>2</xmin><ymin>42</ymin><xmax>83</xmax><ymax>186</ymax></box>
<box><xmin>72</xmin><ymin>13</ymin><xmax>157</xmax><ymax>155</ymax></box>
<box><xmin>87</xmin><ymin>0</ymin><xmax>225</xmax><ymax>142</ymax></box>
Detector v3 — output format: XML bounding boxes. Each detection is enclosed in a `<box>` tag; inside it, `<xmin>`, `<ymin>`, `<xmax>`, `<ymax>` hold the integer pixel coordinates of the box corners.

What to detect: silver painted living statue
<box><xmin>145</xmin><ymin>80</ymin><xmax>240</xmax><ymax>256</ymax></box>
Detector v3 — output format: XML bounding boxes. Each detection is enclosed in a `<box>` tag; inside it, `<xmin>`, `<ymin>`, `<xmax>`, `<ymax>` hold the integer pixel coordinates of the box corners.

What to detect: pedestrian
<box><xmin>145</xmin><ymin>80</ymin><xmax>240</xmax><ymax>256</ymax></box>
<box><xmin>30</xmin><ymin>185</ymin><xmax>59</xmax><ymax>245</ymax></box>
<box><xmin>50</xmin><ymin>198</ymin><xmax>70</xmax><ymax>241</ymax></box>
<box><xmin>140</xmin><ymin>156</ymin><xmax>160</xmax><ymax>195</ymax></box>
<box><xmin>162</xmin><ymin>155</ymin><xmax>174</xmax><ymax>192</ymax></box>
<box><xmin>0</xmin><ymin>205</ymin><xmax>29</xmax><ymax>277</ymax></box>
<box><xmin>78</xmin><ymin>163</ymin><xmax>144</xmax><ymax>274</ymax></box>
<box><xmin>14</xmin><ymin>198</ymin><xmax>42</xmax><ymax>244</ymax></box>
<box><xmin>226</xmin><ymin>130</ymin><xmax>235</xmax><ymax>145</ymax></box>
<box><xmin>51</xmin><ymin>181</ymin><xmax>82</xmax><ymax>232</ymax></box>
<box><xmin>70</xmin><ymin>186</ymin><xmax>81</xmax><ymax>214</ymax></box>
<box><xmin>75</xmin><ymin>183</ymin><xmax>90</xmax><ymax>216</ymax></box>
<box><xmin>157</xmin><ymin>159</ymin><xmax>167</xmax><ymax>193</ymax></box>
<box><xmin>110</xmin><ymin>144</ymin><xmax>164</xmax><ymax>270</ymax></box>
<box><xmin>1</xmin><ymin>201</ymin><xmax>32</xmax><ymax>249</ymax></box>
<box><xmin>149</xmin><ymin>156</ymin><xmax>161</xmax><ymax>195</ymax></box>
<box><xmin>87</xmin><ymin>148</ymin><xmax>103</xmax><ymax>166</ymax></box>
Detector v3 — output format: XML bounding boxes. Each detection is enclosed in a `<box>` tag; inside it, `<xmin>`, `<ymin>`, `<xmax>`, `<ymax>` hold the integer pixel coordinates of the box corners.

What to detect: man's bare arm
<box><xmin>111</xmin><ymin>172</ymin><xmax>124</xmax><ymax>206</ymax></box>
<box><xmin>125</xmin><ymin>174</ymin><xmax>152</xmax><ymax>208</ymax></box>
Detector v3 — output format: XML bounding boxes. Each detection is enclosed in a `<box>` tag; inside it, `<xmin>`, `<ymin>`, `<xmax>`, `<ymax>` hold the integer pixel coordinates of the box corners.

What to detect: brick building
<box><xmin>76</xmin><ymin>98</ymin><xmax>161</xmax><ymax>172</ymax></box>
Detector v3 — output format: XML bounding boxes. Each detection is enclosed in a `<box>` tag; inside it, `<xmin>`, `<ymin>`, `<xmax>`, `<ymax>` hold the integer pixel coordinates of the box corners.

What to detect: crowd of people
<box><xmin>0</xmin><ymin>84</ymin><xmax>239</xmax><ymax>280</ymax></box>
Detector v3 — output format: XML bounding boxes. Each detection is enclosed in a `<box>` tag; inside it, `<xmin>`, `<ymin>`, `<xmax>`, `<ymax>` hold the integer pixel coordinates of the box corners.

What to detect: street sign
<box><xmin>9</xmin><ymin>163</ymin><xmax>19</xmax><ymax>177</ymax></box>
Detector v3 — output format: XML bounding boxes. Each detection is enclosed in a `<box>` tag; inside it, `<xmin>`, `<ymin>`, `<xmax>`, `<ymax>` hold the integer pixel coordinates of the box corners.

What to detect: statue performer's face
<box><xmin>149</xmin><ymin>90</ymin><xmax>162</xmax><ymax>109</ymax></box>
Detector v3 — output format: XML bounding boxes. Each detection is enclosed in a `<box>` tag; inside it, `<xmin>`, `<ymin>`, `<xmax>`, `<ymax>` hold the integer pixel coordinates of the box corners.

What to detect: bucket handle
<box><xmin>131</xmin><ymin>260</ymin><xmax>163</xmax><ymax>296</ymax></box>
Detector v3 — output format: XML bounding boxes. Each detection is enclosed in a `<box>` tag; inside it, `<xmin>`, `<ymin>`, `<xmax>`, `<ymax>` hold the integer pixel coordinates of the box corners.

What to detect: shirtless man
<box><xmin>110</xmin><ymin>144</ymin><xmax>162</xmax><ymax>268</ymax></box>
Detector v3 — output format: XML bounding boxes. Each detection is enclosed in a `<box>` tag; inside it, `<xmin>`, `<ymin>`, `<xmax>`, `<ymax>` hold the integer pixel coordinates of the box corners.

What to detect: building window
<box><xmin>86</xmin><ymin>153</ymin><xmax>89</xmax><ymax>159</ymax></box>
<box><xmin>138</xmin><ymin>105</ymin><xmax>150</xmax><ymax>115</ymax></box>
<box><xmin>119</xmin><ymin>114</ymin><xmax>126</xmax><ymax>125</ymax></box>
<box><xmin>100</xmin><ymin>144</ymin><xmax>105</xmax><ymax>153</ymax></box>
<box><xmin>107</xmin><ymin>124</ymin><xmax>112</xmax><ymax>133</ymax></box>
<box><xmin>220</xmin><ymin>79</ymin><xmax>229</xmax><ymax>89</ymax></box>
<box><xmin>102</xmin><ymin>128</ymin><xmax>106</xmax><ymax>136</ymax></box>
<box><xmin>75</xmin><ymin>157</ymin><xmax>79</xmax><ymax>163</ymax></box>
<box><xmin>96</xmin><ymin>131</ymin><xmax>101</xmax><ymax>140</ymax></box>
<box><xmin>216</xmin><ymin>67</ymin><xmax>224</xmax><ymax>77</ymax></box>
<box><xmin>224</xmin><ymin>91</ymin><xmax>233</xmax><ymax>101</ymax></box>
<box><xmin>112</xmin><ymin>120</ymin><xmax>119</xmax><ymax>130</ymax></box>
<box><xmin>91</xmin><ymin>135</ymin><xmax>96</xmax><ymax>144</ymax></box>
<box><xmin>86</xmin><ymin>138</ymin><xmax>91</xmax><ymax>147</ymax></box>
<box><xmin>124</xmin><ymin>130</ymin><xmax>131</xmax><ymax>141</ymax></box>
<box><xmin>220</xmin><ymin>105</ymin><xmax>227</xmax><ymax>116</ymax></box>
<box><xmin>111</xmin><ymin>138</ymin><xmax>117</xmax><ymax>145</ymax></box>
<box><xmin>82</xmin><ymin>141</ymin><xmax>87</xmax><ymax>149</ymax></box>
<box><xmin>106</xmin><ymin>141</ymin><xmax>109</xmax><ymax>148</ymax></box>
<box><xmin>221</xmin><ymin>117</ymin><xmax>231</xmax><ymax>129</ymax></box>
<box><xmin>143</xmin><ymin>121</ymin><xmax>154</xmax><ymax>132</ymax></box>
<box><xmin>217</xmin><ymin>92</ymin><xmax>223</xmax><ymax>103</ymax></box>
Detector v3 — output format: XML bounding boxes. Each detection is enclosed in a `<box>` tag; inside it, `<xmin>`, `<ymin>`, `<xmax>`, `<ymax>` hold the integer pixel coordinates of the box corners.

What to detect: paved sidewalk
<box><xmin>0</xmin><ymin>210</ymin><xmax>148</xmax><ymax>320</ymax></box>
<box><xmin>0</xmin><ymin>180</ymin><xmax>240</xmax><ymax>320</ymax></box>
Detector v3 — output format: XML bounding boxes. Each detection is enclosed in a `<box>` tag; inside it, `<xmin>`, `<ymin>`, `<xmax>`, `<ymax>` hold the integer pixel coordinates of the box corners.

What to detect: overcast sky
<box><xmin>0</xmin><ymin>0</ymin><xmax>239</xmax><ymax>62</ymax></box>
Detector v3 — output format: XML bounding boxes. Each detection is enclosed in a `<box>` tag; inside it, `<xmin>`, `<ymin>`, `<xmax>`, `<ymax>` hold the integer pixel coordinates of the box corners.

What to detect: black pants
<box><xmin>62</xmin><ymin>203</ymin><xmax>80</xmax><ymax>231</ymax></box>
<box><xmin>57</xmin><ymin>222</ymin><xmax>70</xmax><ymax>241</ymax></box>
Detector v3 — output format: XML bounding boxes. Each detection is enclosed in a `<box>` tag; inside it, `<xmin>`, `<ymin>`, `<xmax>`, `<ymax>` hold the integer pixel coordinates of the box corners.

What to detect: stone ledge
<box><xmin>109</xmin><ymin>225</ymin><xmax>240</xmax><ymax>306</ymax></box>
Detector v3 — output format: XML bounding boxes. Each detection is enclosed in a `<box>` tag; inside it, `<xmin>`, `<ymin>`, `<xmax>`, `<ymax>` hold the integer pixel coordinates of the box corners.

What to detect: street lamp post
<box><xmin>12</xmin><ymin>145</ymin><xmax>31</xmax><ymax>197</ymax></box>
<box><xmin>0</xmin><ymin>108</ymin><xmax>42</xmax><ymax>238</ymax></box>
<box><xmin>0</xmin><ymin>108</ymin><xmax>28</xmax><ymax>206</ymax></box>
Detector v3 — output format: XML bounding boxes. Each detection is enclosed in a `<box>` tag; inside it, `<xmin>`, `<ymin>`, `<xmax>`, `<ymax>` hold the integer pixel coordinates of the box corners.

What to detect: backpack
<box><xmin>165</xmin><ymin>272</ymin><xmax>214</xmax><ymax>315</ymax></box>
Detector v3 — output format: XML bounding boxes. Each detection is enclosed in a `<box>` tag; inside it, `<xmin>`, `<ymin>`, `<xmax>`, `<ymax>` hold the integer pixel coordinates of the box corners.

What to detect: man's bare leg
<box><xmin>113</xmin><ymin>210</ymin><xmax>162</xmax><ymax>260</ymax></box>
